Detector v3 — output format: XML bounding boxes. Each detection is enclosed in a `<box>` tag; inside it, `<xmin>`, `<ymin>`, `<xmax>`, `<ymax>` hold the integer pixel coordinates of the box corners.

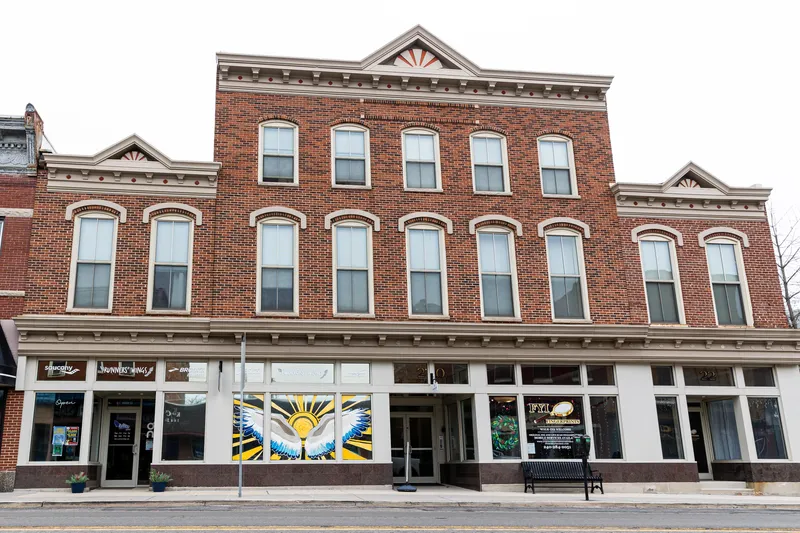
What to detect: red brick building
<box><xmin>9</xmin><ymin>27</ymin><xmax>800</xmax><ymax>494</ymax></box>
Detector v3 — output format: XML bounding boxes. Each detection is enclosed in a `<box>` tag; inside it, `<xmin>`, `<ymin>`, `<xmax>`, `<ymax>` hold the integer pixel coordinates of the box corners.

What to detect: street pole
<box><xmin>238</xmin><ymin>333</ymin><xmax>246</xmax><ymax>498</ymax></box>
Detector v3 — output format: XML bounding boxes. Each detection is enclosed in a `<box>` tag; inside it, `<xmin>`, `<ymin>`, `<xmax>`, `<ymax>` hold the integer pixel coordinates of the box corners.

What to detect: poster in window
<box><xmin>270</xmin><ymin>394</ymin><xmax>335</xmax><ymax>461</ymax></box>
<box><xmin>341</xmin><ymin>395</ymin><xmax>372</xmax><ymax>460</ymax></box>
<box><xmin>524</xmin><ymin>396</ymin><xmax>585</xmax><ymax>459</ymax></box>
<box><xmin>232</xmin><ymin>394</ymin><xmax>265</xmax><ymax>461</ymax></box>
<box><xmin>108</xmin><ymin>413</ymin><xmax>136</xmax><ymax>445</ymax></box>
<box><xmin>65</xmin><ymin>427</ymin><xmax>80</xmax><ymax>446</ymax></box>
<box><xmin>52</xmin><ymin>426</ymin><xmax>66</xmax><ymax>446</ymax></box>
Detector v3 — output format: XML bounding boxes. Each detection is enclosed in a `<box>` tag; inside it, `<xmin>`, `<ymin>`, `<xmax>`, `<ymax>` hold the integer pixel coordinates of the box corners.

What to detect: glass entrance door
<box><xmin>390</xmin><ymin>414</ymin><xmax>437</xmax><ymax>484</ymax></box>
<box><xmin>102</xmin><ymin>409</ymin><xmax>141</xmax><ymax>487</ymax></box>
<box><xmin>688</xmin><ymin>409</ymin><xmax>711</xmax><ymax>479</ymax></box>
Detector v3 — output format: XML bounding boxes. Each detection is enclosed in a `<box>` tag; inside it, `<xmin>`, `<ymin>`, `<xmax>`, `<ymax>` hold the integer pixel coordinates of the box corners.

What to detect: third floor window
<box><xmin>332</xmin><ymin>125</ymin><xmax>370</xmax><ymax>187</ymax></box>
<box><xmin>260</xmin><ymin>121</ymin><xmax>297</xmax><ymax>184</ymax></box>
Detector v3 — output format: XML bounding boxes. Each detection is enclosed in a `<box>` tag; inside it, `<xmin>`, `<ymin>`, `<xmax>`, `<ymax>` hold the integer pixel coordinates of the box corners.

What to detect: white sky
<box><xmin>3</xmin><ymin>1</ymin><xmax>798</xmax><ymax>215</ymax></box>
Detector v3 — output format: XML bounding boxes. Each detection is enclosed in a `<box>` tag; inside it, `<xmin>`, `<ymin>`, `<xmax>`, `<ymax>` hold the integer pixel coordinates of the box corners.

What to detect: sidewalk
<box><xmin>1</xmin><ymin>485</ymin><xmax>799</xmax><ymax>509</ymax></box>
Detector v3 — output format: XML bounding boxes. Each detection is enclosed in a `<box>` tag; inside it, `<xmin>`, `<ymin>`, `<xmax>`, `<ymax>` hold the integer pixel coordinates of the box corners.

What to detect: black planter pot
<box><xmin>70</xmin><ymin>482</ymin><xmax>86</xmax><ymax>494</ymax></box>
<box><xmin>151</xmin><ymin>481</ymin><xmax>167</xmax><ymax>493</ymax></box>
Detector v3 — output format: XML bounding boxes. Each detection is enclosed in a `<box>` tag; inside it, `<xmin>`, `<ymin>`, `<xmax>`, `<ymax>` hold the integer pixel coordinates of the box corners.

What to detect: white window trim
<box><xmin>638</xmin><ymin>235</ymin><xmax>686</xmax><ymax>325</ymax></box>
<box><xmin>469</xmin><ymin>131</ymin><xmax>511</xmax><ymax>196</ymax></box>
<box><xmin>331</xmin><ymin>124</ymin><xmax>371</xmax><ymax>189</ymax></box>
<box><xmin>332</xmin><ymin>219</ymin><xmax>375</xmax><ymax>318</ymax></box>
<box><xmin>256</xmin><ymin>217</ymin><xmax>300</xmax><ymax>317</ymax></box>
<box><xmin>0</xmin><ymin>217</ymin><xmax>4</xmax><ymax>254</ymax></box>
<box><xmin>537</xmin><ymin>134</ymin><xmax>580</xmax><ymax>198</ymax></box>
<box><xmin>145</xmin><ymin>215</ymin><xmax>194</xmax><ymax>315</ymax></box>
<box><xmin>401</xmin><ymin>127</ymin><xmax>442</xmax><ymax>192</ymax></box>
<box><xmin>476</xmin><ymin>226</ymin><xmax>521</xmax><ymax>321</ymax></box>
<box><xmin>544</xmin><ymin>228</ymin><xmax>592</xmax><ymax>323</ymax></box>
<box><xmin>405</xmin><ymin>223</ymin><xmax>450</xmax><ymax>319</ymax></box>
<box><xmin>704</xmin><ymin>237</ymin><xmax>754</xmax><ymax>327</ymax></box>
<box><xmin>66</xmin><ymin>212</ymin><xmax>119</xmax><ymax>313</ymax></box>
<box><xmin>258</xmin><ymin>120</ymin><xmax>299</xmax><ymax>187</ymax></box>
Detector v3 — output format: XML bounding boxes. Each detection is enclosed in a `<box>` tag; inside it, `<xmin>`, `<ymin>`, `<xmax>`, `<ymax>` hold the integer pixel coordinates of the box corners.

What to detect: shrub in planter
<box><xmin>149</xmin><ymin>469</ymin><xmax>173</xmax><ymax>493</ymax></box>
<box><xmin>66</xmin><ymin>472</ymin><xmax>89</xmax><ymax>494</ymax></box>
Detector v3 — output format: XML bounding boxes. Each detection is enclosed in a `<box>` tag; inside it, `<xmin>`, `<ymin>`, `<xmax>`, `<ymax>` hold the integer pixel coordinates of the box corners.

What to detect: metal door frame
<box><xmin>390</xmin><ymin>412</ymin><xmax>438</xmax><ymax>484</ymax></box>
<box><xmin>100</xmin><ymin>405</ymin><xmax>142</xmax><ymax>488</ymax></box>
<box><xmin>688</xmin><ymin>405</ymin><xmax>713</xmax><ymax>480</ymax></box>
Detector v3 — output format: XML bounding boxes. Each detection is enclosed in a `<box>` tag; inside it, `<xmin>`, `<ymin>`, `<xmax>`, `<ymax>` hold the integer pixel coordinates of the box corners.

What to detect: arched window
<box><xmin>470</xmin><ymin>131</ymin><xmax>510</xmax><ymax>194</ymax></box>
<box><xmin>544</xmin><ymin>228</ymin><xmax>590</xmax><ymax>321</ymax></box>
<box><xmin>332</xmin><ymin>124</ymin><xmax>370</xmax><ymax>188</ymax></box>
<box><xmin>332</xmin><ymin>219</ymin><xmax>374</xmax><ymax>316</ymax></box>
<box><xmin>704</xmin><ymin>237</ymin><xmax>752</xmax><ymax>326</ymax></box>
<box><xmin>257</xmin><ymin>217</ymin><xmax>299</xmax><ymax>315</ymax></box>
<box><xmin>406</xmin><ymin>223</ymin><xmax>448</xmax><ymax>317</ymax></box>
<box><xmin>259</xmin><ymin>120</ymin><xmax>299</xmax><ymax>185</ymax></box>
<box><xmin>147</xmin><ymin>214</ymin><xmax>194</xmax><ymax>313</ymax></box>
<box><xmin>402</xmin><ymin>128</ymin><xmax>441</xmax><ymax>191</ymax></box>
<box><xmin>476</xmin><ymin>226</ymin><xmax>519</xmax><ymax>319</ymax></box>
<box><xmin>638</xmin><ymin>234</ymin><xmax>685</xmax><ymax>324</ymax></box>
<box><xmin>67</xmin><ymin>211</ymin><xmax>119</xmax><ymax>311</ymax></box>
<box><xmin>537</xmin><ymin>134</ymin><xmax>578</xmax><ymax>197</ymax></box>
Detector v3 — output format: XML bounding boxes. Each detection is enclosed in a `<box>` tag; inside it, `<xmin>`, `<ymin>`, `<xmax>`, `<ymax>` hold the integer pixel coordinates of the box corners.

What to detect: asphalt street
<box><xmin>0</xmin><ymin>504</ymin><xmax>798</xmax><ymax>533</ymax></box>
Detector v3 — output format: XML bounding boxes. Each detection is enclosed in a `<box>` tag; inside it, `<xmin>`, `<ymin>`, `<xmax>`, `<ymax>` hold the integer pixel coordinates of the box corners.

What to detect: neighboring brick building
<box><xmin>0</xmin><ymin>104</ymin><xmax>46</xmax><ymax>491</ymax></box>
<box><xmin>10</xmin><ymin>27</ymin><xmax>800</xmax><ymax>494</ymax></box>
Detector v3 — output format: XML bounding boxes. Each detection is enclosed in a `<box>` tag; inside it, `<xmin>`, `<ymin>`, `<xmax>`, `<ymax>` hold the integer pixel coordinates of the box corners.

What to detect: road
<box><xmin>0</xmin><ymin>504</ymin><xmax>798</xmax><ymax>532</ymax></box>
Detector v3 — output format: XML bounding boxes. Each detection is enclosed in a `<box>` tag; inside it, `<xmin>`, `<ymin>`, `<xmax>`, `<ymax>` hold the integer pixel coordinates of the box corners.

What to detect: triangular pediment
<box><xmin>661</xmin><ymin>162</ymin><xmax>730</xmax><ymax>194</ymax></box>
<box><xmin>92</xmin><ymin>134</ymin><xmax>173</xmax><ymax>168</ymax></box>
<box><xmin>360</xmin><ymin>25</ymin><xmax>480</xmax><ymax>76</ymax></box>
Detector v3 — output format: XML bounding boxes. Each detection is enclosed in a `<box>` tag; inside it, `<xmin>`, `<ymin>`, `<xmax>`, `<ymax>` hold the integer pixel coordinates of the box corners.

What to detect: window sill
<box><xmin>147</xmin><ymin>309</ymin><xmax>191</xmax><ymax>316</ymax></box>
<box><xmin>259</xmin><ymin>181</ymin><xmax>299</xmax><ymax>187</ymax></box>
<box><xmin>649</xmin><ymin>322</ymin><xmax>688</xmax><ymax>327</ymax></box>
<box><xmin>256</xmin><ymin>311</ymin><xmax>300</xmax><ymax>318</ymax></box>
<box><xmin>482</xmin><ymin>316</ymin><xmax>522</xmax><ymax>322</ymax></box>
<box><xmin>715</xmin><ymin>324</ymin><xmax>754</xmax><ymax>329</ymax></box>
<box><xmin>552</xmin><ymin>318</ymin><xmax>593</xmax><ymax>324</ymax></box>
<box><xmin>542</xmin><ymin>193</ymin><xmax>581</xmax><ymax>200</ymax></box>
<box><xmin>474</xmin><ymin>191</ymin><xmax>512</xmax><ymax>196</ymax></box>
<box><xmin>334</xmin><ymin>312</ymin><xmax>375</xmax><ymax>318</ymax></box>
<box><xmin>404</xmin><ymin>187</ymin><xmax>444</xmax><ymax>193</ymax></box>
<box><xmin>66</xmin><ymin>307</ymin><xmax>113</xmax><ymax>314</ymax></box>
<box><xmin>332</xmin><ymin>184</ymin><xmax>371</xmax><ymax>190</ymax></box>
<box><xmin>408</xmin><ymin>314</ymin><xmax>451</xmax><ymax>321</ymax></box>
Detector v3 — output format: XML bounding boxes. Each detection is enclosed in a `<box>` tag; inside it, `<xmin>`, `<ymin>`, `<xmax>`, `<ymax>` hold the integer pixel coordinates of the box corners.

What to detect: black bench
<box><xmin>522</xmin><ymin>461</ymin><xmax>604</xmax><ymax>494</ymax></box>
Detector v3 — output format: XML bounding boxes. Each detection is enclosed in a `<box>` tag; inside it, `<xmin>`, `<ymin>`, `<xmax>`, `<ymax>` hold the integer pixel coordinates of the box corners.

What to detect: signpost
<box><xmin>573</xmin><ymin>434</ymin><xmax>592</xmax><ymax>501</ymax></box>
<box><xmin>396</xmin><ymin>441</ymin><xmax>416</xmax><ymax>492</ymax></box>
<box><xmin>238</xmin><ymin>333</ymin><xmax>246</xmax><ymax>498</ymax></box>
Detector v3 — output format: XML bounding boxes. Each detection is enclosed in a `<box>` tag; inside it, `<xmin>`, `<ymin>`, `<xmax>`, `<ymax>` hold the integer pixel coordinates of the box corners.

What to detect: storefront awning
<box><xmin>0</xmin><ymin>322</ymin><xmax>17</xmax><ymax>388</ymax></box>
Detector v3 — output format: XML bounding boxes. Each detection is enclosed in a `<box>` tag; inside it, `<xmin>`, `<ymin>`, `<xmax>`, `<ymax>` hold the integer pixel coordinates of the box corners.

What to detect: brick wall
<box><xmin>0</xmin><ymin>390</ymin><xmax>23</xmax><ymax>472</ymax></box>
<box><xmin>0</xmin><ymin>173</ymin><xmax>35</xmax><ymax>319</ymax></box>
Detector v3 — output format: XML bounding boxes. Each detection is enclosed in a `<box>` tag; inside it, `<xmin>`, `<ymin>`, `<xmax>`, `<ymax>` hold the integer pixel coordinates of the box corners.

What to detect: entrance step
<box><xmin>699</xmin><ymin>481</ymin><xmax>754</xmax><ymax>495</ymax></box>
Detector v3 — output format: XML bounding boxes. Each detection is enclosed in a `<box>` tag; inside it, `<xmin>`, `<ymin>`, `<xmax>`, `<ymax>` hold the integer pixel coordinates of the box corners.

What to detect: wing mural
<box><xmin>232</xmin><ymin>394</ymin><xmax>265</xmax><ymax>461</ymax></box>
<box><xmin>270</xmin><ymin>394</ymin><xmax>336</xmax><ymax>461</ymax></box>
<box><xmin>270</xmin><ymin>415</ymin><xmax>302</xmax><ymax>459</ymax></box>
<box><xmin>341</xmin><ymin>395</ymin><xmax>373</xmax><ymax>460</ymax></box>
<box><xmin>304</xmin><ymin>413</ymin><xmax>336</xmax><ymax>459</ymax></box>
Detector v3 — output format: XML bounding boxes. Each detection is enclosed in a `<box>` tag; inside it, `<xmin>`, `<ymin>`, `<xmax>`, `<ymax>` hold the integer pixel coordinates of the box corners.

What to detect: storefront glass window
<box><xmin>433</xmin><ymin>363</ymin><xmax>468</xmax><ymax>384</ymax></box>
<box><xmin>683</xmin><ymin>366</ymin><xmax>735</xmax><ymax>387</ymax></box>
<box><xmin>487</xmin><ymin>364</ymin><xmax>515</xmax><ymax>385</ymax></box>
<box><xmin>232</xmin><ymin>394</ymin><xmax>265</xmax><ymax>461</ymax></box>
<box><xmin>271</xmin><ymin>362</ymin><xmax>334</xmax><ymax>384</ymax></box>
<box><xmin>743</xmin><ymin>367</ymin><xmax>775</xmax><ymax>387</ymax></box>
<box><xmin>341</xmin><ymin>363</ymin><xmax>370</xmax><ymax>384</ymax></box>
<box><xmin>342</xmin><ymin>394</ymin><xmax>372</xmax><ymax>460</ymax></box>
<box><xmin>29</xmin><ymin>392</ymin><xmax>84</xmax><ymax>462</ymax></box>
<box><xmin>393</xmin><ymin>362</ymin><xmax>428</xmax><ymax>384</ymax></box>
<box><xmin>461</xmin><ymin>398</ymin><xmax>475</xmax><ymax>460</ymax></box>
<box><xmin>234</xmin><ymin>362</ymin><xmax>264</xmax><ymax>383</ymax></box>
<box><xmin>270</xmin><ymin>394</ymin><xmax>336</xmax><ymax>461</ymax></box>
<box><xmin>590</xmin><ymin>396</ymin><xmax>623</xmax><ymax>459</ymax></box>
<box><xmin>651</xmin><ymin>365</ymin><xmax>674</xmax><ymax>386</ymax></box>
<box><xmin>524</xmin><ymin>395</ymin><xmax>584</xmax><ymax>459</ymax></box>
<box><xmin>586</xmin><ymin>365</ymin><xmax>615</xmax><ymax>386</ymax></box>
<box><xmin>165</xmin><ymin>361</ymin><xmax>208</xmax><ymax>383</ymax></box>
<box><xmin>707</xmin><ymin>398</ymin><xmax>741</xmax><ymax>460</ymax></box>
<box><xmin>521</xmin><ymin>365</ymin><xmax>581</xmax><ymax>385</ymax></box>
<box><xmin>447</xmin><ymin>402</ymin><xmax>460</xmax><ymax>461</ymax></box>
<box><xmin>162</xmin><ymin>393</ymin><xmax>206</xmax><ymax>461</ymax></box>
<box><xmin>489</xmin><ymin>396</ymin><xmax>521</xmax><ymax>459</ymax></box>
<box><xmin>655</xmin><ymin>397</ymin><xmax>684</xmax><ymax>459</ymax></box>
<box><xmin>748</xmin><ymin>397</ymin><xmax>787</xmax><ymax>459</ymax></box>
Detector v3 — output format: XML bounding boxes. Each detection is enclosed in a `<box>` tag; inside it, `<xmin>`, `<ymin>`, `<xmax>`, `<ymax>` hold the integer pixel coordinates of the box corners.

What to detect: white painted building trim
<box><xmin>0</xmin><ymin>290</ymin><xmax>25</xmax><ymax>297</ymax></box>
<box><xmin>398</xmin><ymin>212</ymin><xmax>453</xmax><ymax>234</ymax></box>
<box><xmin>142</xmin><ymin>203</ymin><xmax>203</xmax><ymax>225</ymax></box>
<box><xmin>0</xmin><ymin>208</ymin><xmax>33</xmax><ymax>218</ymax></box>
<box><xmin>249</xmin><ymin>207</ymin><xmax>307</xmax><ymax>229</ymax></box>
<box><xmin>698</xmin><ymin>227</ymin><xmax>750</xmax><ymax>248</ymax></box>
<box><xmin>631</xmin><ymin>224</ymin><xmax>684</xmax><ymax>246</ymax></box>
<box><xmin>469</xmin><ymin>215</ymin><xmax>522</xmax><ymax>236</ymax></box>
<box><xmin>65</xmin><ymin>200</ymin><xmax>127</xmax><ymax>223</ymax></box>
<box><xmin>324</xmin><ymin>209</ymin><xmax>380</xmax><ymax>231</ymax></box>
<box><xmin>537</xmin><ymin>217</ymin><xmax>590</xmax><ymax>238</ymax></box>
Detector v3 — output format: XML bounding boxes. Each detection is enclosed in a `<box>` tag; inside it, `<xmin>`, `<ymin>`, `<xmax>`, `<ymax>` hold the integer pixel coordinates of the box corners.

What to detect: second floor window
<box><xmin>538</xmin><ymin>136</ymin><xmax>575</xmax><ymax>196</ymax></box>
<box><xmin>335</xmin><ymin>224</ymin><xmax>372</xmax><ymax>314</ymax></box>
<box><xmin>404</xmin><ymin>130</ymin><xmax>439</xmax><ymax>190</ymax></box>
<box><xmin>260</xmin><ymin>122</ymin><xmax>297</xmax><ymax>184</ymax></box>
<box><xmin>546</xmin><ymin>233</ymin><xmax>587</xmax><ymax>320</ymax></box>
<box><xmin>408</xmin><ymin>227</ymin><xmax>445</xmax><ymax>315</ymax></box>
<box><xmin>73</xmin><ymin>216</ymin><xmax>115</xmax><ymax>309</ymax></box>
<box><xmin>259</xmin><ymin>222</ymin><xmax>296</xmax><ymax>313</ymax></box>
<box><xmin>707</xmin><ymin>242</ymin><xmax>746</xmax><ymax>325</ymax></box>
<box><xmin>640</xmin><ymin>239</ymin><xmax>680</xmax><ymax>323</ymax></box>
<box><xmin>333</xmin><ymin>126</ymin><xmax>369</xmax><ymax>187</ymax></box>
<box><xmin>151</xmin><ymin>219</ymin><xmax>191</xmax><ymax>311</ymax></box>
<box><xmin>478</xmin><ymin>230</ymin><xmax>517</xmax><ymax>317</ymax></box>
<box><xmin>471</xmin><ymin>134</ymin><xmax>508</xmax><ymax>193</ymax></box>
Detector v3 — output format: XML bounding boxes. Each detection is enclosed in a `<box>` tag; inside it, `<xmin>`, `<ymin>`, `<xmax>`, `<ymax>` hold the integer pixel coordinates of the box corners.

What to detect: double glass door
<box><xmin>390</xmin><ymin>414</ymin><xmax>436</xmax><ymax>483</ymax></box>
<box><xmin>102</xmin><ymin>408</ymin><xmax>141</xmax><ymax>487</ymax></box>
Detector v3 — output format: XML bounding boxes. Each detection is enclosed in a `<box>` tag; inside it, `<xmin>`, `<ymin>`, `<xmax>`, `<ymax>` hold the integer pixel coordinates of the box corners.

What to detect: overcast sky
<box><xmin>3</xmin><ymin>1</ymin><xmax>798</xmax><ymax>216</ymax></box>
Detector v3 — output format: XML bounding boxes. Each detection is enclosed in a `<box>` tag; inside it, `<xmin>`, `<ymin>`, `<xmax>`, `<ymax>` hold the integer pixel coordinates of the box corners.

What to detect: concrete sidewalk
<box><xmin>1</xmin><ymin>485</ymin><xmax>799</xmax><ymax>509</ymax></box>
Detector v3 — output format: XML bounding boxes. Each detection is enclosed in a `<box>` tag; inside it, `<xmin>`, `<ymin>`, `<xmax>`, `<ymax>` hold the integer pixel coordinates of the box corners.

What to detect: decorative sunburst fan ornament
<box><xmin>677</xmin><ymin>178</ymin><xmax>700</xmax><ymax>188</ymax></box>
<box><xmin>121</xmin><ymin>150</ymin><xmax>147</xmax><ymax>161</ymax></box>
<box><xmin>394</xmin><ymin>48</ymin><xmax>442</xmax><ymax>69</ymax></box>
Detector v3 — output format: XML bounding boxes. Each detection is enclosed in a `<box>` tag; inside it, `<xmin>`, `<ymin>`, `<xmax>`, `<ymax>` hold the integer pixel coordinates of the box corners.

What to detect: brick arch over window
<box><xmin>65</xmin><ymin>199</ymin><xmax>127</xmax><ymax>223</ymax></box>
<box><xmin>469</xmin><ymin>215</ymin><xmax>523</xmax><ymax>236</ymax></box>
<box><xmin>397</xmin><ymin>212</ymin><xmax>453</xmax><ymax>234</ymax></box>
<box><xmin>249</xmin><ymin>206</ymin><xmax>308</xmax><ymax>228</ymax></box>
<box><xmin>402</xmin><ymin>122</ymin><xmax>441</xmax><ymax>133</ymax></box>
<box><xmin>698</xmin><ymin>227</ymin><xmax>750</xmax><ymax>248</ymax></box>
<box><xmin>259</xmin><ymin>115</ymin><xmax>299</xmax><ymax>126</ymax></box>
<box><xmin>537</xmin><ymin>217</ymin><xmax>590</xmax><ymax>238</ymax></box>
<box><xmin>330</xmin><ymin>118</ymin><xmax>369</xmax><ymax>128</ymax></box>
<box><xmin>470</xmin><ymin>125</ymin><xmax>509</xmax><ymax>137</ymax></box>
<box><xmin>535</xmin><ymin>129</ymin><xmax>574</xmax><ymax>140</ymax></box>
<box><xmin>631</xmin><ymin>223</ymin><xmax>683</xmax><ymax>246</ymax></box>
<box><xmin>142</xmin><ymin>203</ymin><xmax>203</xmax><ymax>226</ymax></box>
<box><xmin>324</xmin><ymin>209</ymin><xmax>380</xmax><ymax>231</ymax></box>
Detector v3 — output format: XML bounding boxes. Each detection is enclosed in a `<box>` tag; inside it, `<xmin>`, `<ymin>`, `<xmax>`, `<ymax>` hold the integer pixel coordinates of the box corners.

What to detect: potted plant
<box><xmin>66</xmin><ymin>472</ymin><xmax>89</xmax><ymax>494</ymax></box>
<box><xmin>149</xmin><ymin>469</ymin><xmax>172</xmax><ymax>492</ymax></box>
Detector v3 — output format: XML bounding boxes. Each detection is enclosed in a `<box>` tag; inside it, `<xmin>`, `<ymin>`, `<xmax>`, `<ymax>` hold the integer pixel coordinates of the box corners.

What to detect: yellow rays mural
<box><xmin>232</xmin><ymin>394</ymin><xmax>265</xmax><ymax>461</ymax></box>
<box><xmin>270</xmin><ymin>394</ymin><xmax>335</xmax><ymax>461</ymax></box>
<box><xmin>342</xmin><ymin>394</ymin><xmax>373</xmax><ymax>461</ymax></box>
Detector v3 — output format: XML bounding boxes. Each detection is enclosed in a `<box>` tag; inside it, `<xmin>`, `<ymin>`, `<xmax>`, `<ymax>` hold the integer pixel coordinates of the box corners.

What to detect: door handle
<box><xmin>132</xmin><ymin>446</ymin><xmax>138</xmax><ymax>455</ymax></box>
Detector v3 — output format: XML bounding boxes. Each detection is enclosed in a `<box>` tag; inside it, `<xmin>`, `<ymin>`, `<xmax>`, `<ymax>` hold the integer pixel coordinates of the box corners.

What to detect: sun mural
<box><xmin>232</xmin><ymin>393</ymin><xmax>372</xmax><ymax>461</ymax></box>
